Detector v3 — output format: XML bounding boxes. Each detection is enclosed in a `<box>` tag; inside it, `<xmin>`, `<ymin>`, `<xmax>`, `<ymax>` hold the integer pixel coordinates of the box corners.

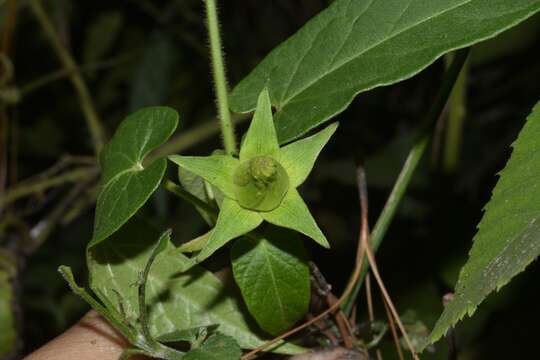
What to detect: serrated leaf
<box><xmin>231</xmin><ymin>227</ymin><xmax>310</xmax><ymax>335</ymax></box>
<box><xmin>90</xmin><ymin>107</ymin><xmax>178</xmax><ymax>248</ymax></box>
<box><xmin>428</xmin><ymin>99</ymin><xmax>540</xmax><ymax>345</ymax></box>
<box><xmin>183</xmin><ymin>333</ymin><xmax>242</xmax><ymax>360</ymax></box>
<box><xmin>261</xmin><ymin>189</ymin><xmax>329</xmax><ymax>248</ymax></box>
<box><xmin>230</xmin><ymin>0</ymin><xmax>540</xmax><ymax>143</ymax></box>
<box><xmin>88</xmin><ymin>219</ymin><xmax>303</xmax><ymax>354</ymax></box>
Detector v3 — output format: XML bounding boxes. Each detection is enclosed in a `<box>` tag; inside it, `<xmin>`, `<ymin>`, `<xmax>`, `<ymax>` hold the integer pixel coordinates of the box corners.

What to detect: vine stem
<box><xmin>0</xmin><ymin>167</ymin><xmax>98</xmax><ymax>207</ymax></box>
<box><xmin>204</xmin><ymin>0</ymin><xmax>237</xmax><ymax>155</ymax></box>
<box><xmin>29</xmin><ymin>0</ymin><xmax>106</xmax><ymax>155</ymax></box>
<box><xmin>343</xmin><ymin>47</ymin><xmax>470</xmax><ymax>315</ymax></box>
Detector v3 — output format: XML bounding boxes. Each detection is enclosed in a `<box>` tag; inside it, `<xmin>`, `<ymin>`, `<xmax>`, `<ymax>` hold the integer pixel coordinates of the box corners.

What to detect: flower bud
<box><xmin>233</xmin><ymin>156</ymin><xmax>289</xmax><ymax>211</ymax></box>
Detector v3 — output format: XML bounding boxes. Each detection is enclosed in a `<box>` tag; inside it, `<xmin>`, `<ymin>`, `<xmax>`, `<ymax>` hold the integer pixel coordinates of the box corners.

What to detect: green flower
<box><xmin>169</xmin><ymin>89</ymin><xmax>337</xmax><ymax>261</ymax></box>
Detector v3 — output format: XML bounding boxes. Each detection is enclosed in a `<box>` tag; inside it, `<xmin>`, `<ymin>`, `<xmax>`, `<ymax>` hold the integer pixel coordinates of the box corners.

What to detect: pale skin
<box><xmin>24</xmin><ymin>311</ymin><xmax>147</xmax><ymax>360</ymax></box>
<box><xmin>24</xmin><ymin>310</ymin><xmax>361</xmax><ymax>360</ymax></box>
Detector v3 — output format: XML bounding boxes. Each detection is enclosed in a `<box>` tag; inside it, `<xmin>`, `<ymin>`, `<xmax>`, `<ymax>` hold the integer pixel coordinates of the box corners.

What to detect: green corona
<box><xmin>233</xmin><ymin>156</ymin><xmax>289</xmax><ymax>212</ymax></box>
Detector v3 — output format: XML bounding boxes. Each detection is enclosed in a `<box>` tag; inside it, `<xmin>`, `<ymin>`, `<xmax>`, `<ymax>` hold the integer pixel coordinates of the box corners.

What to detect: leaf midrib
<box><xmin>280</xmin><ymin>0</ymin><xmax>471</xmax><ymax>105</ymax></box>
<box><xmin>101</xmin><ymin>164</ymin><xmax>144</xmax><ymax>194</ymax></box>
<box><xmin>260</xmin><ymin>240</ymin><xmax>287</xmax><ymax>327</ymax></box>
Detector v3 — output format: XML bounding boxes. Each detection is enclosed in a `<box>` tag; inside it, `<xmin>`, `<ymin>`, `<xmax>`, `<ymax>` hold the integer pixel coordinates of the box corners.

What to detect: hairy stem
<box><xmin>163</xmin><ymin>180</ymin><xmax>218</xmax><ymax>220</ymax></box>
<box><xmin>0</xmin><ymin>167</ymin><xmax>98</xmax><ymax>206</ymax></box>
<box><xmin>204</xmin><ymin>0</ymin><xmax>237</xmax><ymax>155</ymax></box>
<box><xmin>343</xmin><ymin>48</ymin><xmax>470</xmax><ymax>315</ymax></box>
<box><xmin>29</xmin><ymin>0</ymin><xmax>106</xmax><ymax>154</ymax></box>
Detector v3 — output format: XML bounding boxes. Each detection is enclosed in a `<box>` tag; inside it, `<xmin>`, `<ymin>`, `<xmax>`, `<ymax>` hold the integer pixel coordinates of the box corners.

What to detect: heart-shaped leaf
<box><xmin>90</xmin><ymin>107</ymin><xmax>179</xmax><ymax>248</ymax></box>
<box><xmin>231</xmin><ymin>227</ymin><xmax>310</xmax><ymax>335</ymax></box>
<box><xmin>428</xmin><ymin>99</ymin><xmax>540</xmax><ymax>345</ymax></box>
<box><xmin>230</xmin><ymin>0</ymin><xmax>540</xmax><ymax>143</ymax></box>
<box><xmin>88</xmin><ymin>218</ymin><xmax>304</xmax><ymax>354</ymax></box>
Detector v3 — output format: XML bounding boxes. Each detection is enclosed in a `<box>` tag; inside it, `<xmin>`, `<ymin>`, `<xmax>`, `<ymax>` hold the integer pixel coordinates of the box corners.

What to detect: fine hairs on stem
<box><xmin>204</xmin><ymin>0</ymin><xmax>237</xmax><ymax>155</ymax></box>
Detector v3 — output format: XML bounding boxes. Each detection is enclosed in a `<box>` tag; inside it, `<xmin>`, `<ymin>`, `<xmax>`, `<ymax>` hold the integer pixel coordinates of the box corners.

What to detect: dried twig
<box><xmin>355</xmin><ymin>165</ymin><xmax>419</xmax><ymax>360</ymax></box>
<box><xmin>383</xmin><ymin>298</ymin><xmax>405</xmax><ymax>360</ymax></box>
<box><xmin>365</xmin><ymin>274</ymin><xmax>383</xmax><ymax>360</ymax></box>
<box><xmin>240</xmin><ymin>162</ymin><xmax>372</xmax><ymax>360</ymax></box>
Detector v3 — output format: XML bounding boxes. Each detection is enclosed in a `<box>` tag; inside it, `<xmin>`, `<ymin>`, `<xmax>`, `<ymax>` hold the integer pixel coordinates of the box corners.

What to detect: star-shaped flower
<box><xmin>169</xmin><ymin>89</ymin><xmax>337</xmax><ymax>261</ymax></box>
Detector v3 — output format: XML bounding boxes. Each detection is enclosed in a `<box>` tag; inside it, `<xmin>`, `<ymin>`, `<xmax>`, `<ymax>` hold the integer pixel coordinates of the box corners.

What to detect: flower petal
<box><xmin>260</xmin><ymin>188</ymin><xmax>329</xmax><ymax>248</ymax></box>
<box><xmin>239</xmin><ymin>89</ymin><xmax>280</xmax><ymax>161</ymax></box>
<box><xmin>277</xmin><ymin>123</ymin><xmax>338</xmax><ymax>187</ymax></box>
<box><xmin>197</xmin><ymin>198</ymin><xmax>263</xmax><ymax>261</ymax></box>
<box><xmin>169</xmin><ymin>154</ymin><xmax>238</xmax><ymax>199</ymax></box>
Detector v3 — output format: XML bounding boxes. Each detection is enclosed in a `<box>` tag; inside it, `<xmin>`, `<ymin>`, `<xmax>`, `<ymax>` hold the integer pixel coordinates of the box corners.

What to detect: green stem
<box><xmin>343</xmin><ymin>48</ymin><xmax>470</xmax><ymax>315</ymax></box>
<box><xmin>58</xmin><ymin>266</ymin><xmax>136</xmax><ymax>342</ymax></box>
<box><xmin>204</xmin><ymin>0</ymin><xmax>237</xmax><ymax>155</ymax></box>
<box><xmin>0</xmin><ymin>167</ymin><xmax>98</xmax><ymax>206</ymax></box>
<box><xmin>443</xmin><ymin>54</ymin><xmax>468</xmax><ymax>172</ymax></box>
<box><xmin>164</xmin><ymin>180</ymin><xmax>218</xmax><ymax>220</ymax></box>
<box><xmin>29</xmin><ymin>0</ymin><xmax>106</xmax><ymax>155</ymax></box>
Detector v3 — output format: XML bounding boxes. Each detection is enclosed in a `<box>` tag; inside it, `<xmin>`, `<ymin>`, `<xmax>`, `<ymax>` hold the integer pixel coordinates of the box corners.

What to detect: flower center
<box><xmin>233</xmin><ymin>156</ymin><xmax>289</xmax><ymax>212</ymax></box>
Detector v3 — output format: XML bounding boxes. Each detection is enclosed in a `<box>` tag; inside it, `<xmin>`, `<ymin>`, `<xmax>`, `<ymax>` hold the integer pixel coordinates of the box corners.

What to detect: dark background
<box><xmin>1</xmin><ymin>0</ymin><xmax>540</xmax><ymax>358</ymax></box>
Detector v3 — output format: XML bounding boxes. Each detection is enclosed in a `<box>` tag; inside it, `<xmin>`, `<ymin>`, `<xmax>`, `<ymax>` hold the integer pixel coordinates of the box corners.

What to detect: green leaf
<box><xmin>178</xmin><ymin>168</ymin><xmax>216</xmax><ymax>225</ymax></box>
<box><xmin>178</xmin><ymin>231</ymin><xmax>212</xmax><ymax>253</ymax></box>
<box><xmin>231</xmin><ymin>227</ymin><xmax>310</xmax><ymax>335</ymax></box>
<box><xmin>58</xmin><ymin>265</ymin><xmax>137</xmax><ymax>343</ymax></box>
<box><xmin>90</xmin><ymin>107</ymin><xmax>179</xmax><ymax>248</ymax></box>
<box><xmin>138</xmin><ymin>230</ymin><xmax>172</xmax><ymax>341</ymax></box>
<box><xmin>196</xmin><ymin>198</ymin><xmax>263</xmax><ymax>262</ymax></box>
<box><xmin>169</xmin><ymin>154</ymin><xmax>238</xmax><ymax>199</ymax></box>
<box><xmin>156</xmin><ymin>325</ymin><xmax>218</xmax><ymax>344</ymax></box>
<box><xmin>239</xmin><ymin>89</ymin><xmax>280</xmax><ymax>161</ymax></box>
<box><xmin>261</xmin><ymin>189</ymin><xmax>329</xmax><ymax>248</ymax></box>
<box><xmin>230</xmin><ymin>0</ymin><xmax>540</xmax><ymax>143</ymax></box>
<box><xmin>183</xmin><ymin>333</ymin><xmax>242</xmax><ymax>360</ymax></box>
<box><xmin>277</xmin><ymin>122</ymin><xmax>338</xmax><ymax>187</ymax></box>
<box><xmin>428</xmin><ymin>99</ymin><xmax>540</xmax><ymax>345</ymax></box>
<box><xmin>88</xmin><ymin>219</ymin><xmax>303</xmax><ymax>354</ymax></box>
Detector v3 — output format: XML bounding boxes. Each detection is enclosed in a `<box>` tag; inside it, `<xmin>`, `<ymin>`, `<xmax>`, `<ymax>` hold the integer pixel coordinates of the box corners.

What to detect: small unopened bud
<box><xmin>233</xmin><ymin>156</ymin><xmax>289</xmax><ymax>211</ymax></box>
